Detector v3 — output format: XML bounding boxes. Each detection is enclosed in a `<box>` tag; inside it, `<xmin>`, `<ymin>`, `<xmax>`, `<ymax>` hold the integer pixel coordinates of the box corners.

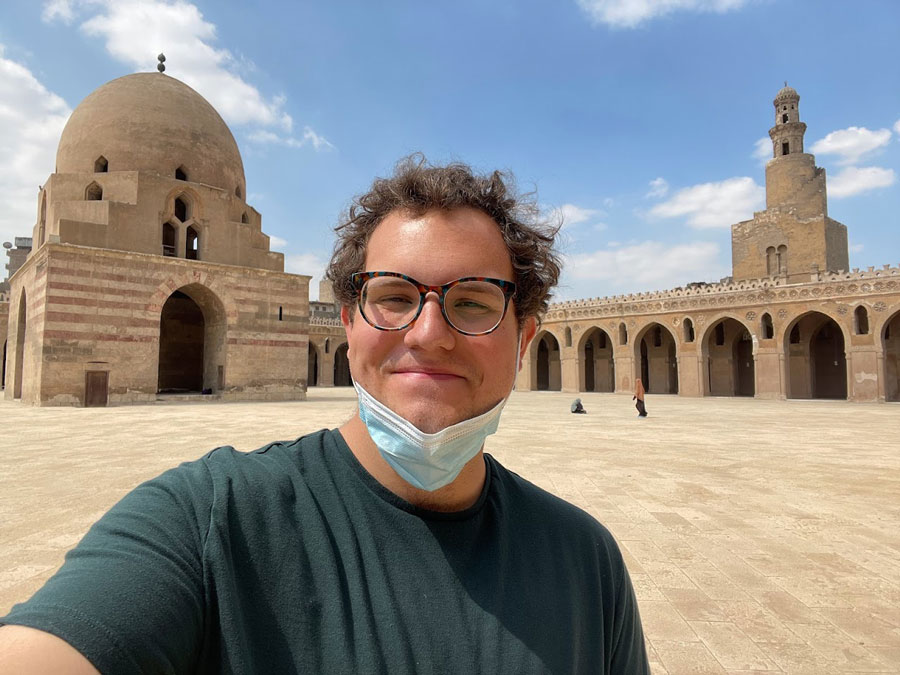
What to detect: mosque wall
<box><xmin>522</xmin><ymin>267</ymin><xmax>900</xmax><ymax>402</ymax></box>
<box><xmin>4</xmin><ymin>243</ymin><xmax>309</xmax><ymax>406</ymax></box>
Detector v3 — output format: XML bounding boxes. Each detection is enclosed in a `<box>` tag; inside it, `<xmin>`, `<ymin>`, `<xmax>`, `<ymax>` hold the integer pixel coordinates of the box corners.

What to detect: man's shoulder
<box><xmin>487</xmin><ymin>456</ymin><xmax>615</xmax><ymax>540</ymax></box>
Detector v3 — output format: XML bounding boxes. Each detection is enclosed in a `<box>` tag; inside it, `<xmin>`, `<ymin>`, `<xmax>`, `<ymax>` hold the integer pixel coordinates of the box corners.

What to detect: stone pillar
<box><xmin>561</xmin><ymin>350</ymin><xmax>578</xmax><ymax>393</ymax></box>
<box><xmin>614</xmin><ymin>353</ymin><xmax>634</xmax><ymax>393</ymax></box>
<box><xmin>678</xmin><ymin>351</ymin><xmax>701</xmax><ymax>396</ymax></box>
<box><xmin>754</xmin><ymin>349</ymin><xmax>783</xmax><ymax>399</ymax></box>
<box><xmin>516</xmin><ymin>350</ymin><xmax>534</xmax><ymax>391</ymax></box>
<box><xmin>847</xmin><ymin>347</ymin><xmax>879</xmax><ymax>402</ymax></box>
<box><xmin>320</xmin><ymin>351</ymin><xmax>335</xmax><ymax>387</ymax></box>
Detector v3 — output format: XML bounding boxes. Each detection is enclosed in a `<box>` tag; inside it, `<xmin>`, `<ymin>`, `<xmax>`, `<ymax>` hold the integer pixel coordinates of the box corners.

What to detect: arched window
<box><xmin>94</xmin><ymin>156</ymin><xmax>108</xmax><ymax>173</ymax></box>
<box><xmin>782</xmin><ymin>141</ymin><xmax>790</xmax><ymax>156</ymax></box>
<box><xmin>854</xmin><ymin>306</ymin><xmax>869</xmax><ymax>335</ymax></box>
<box><xmin>618</xmin><ymin>322</ymin><xmax>628</xmax><ymax>346</ymax></box>
<box><xmin>85</xmin><ymin>182</ymin><xmax>103</xmax><ymax>201</ymax></box>
<box><xmin>278</xmin><ymin>306</ymin><xmax>283</xmax><ymax>321</ymax></box>
<box><xmin>241</xmin><ymin>212</ymin><xmax>249</xmax><ymax>224</ymax></box>
<box><xmin>162</xmin><ymin>222</ymin><xmax>176</xmax><ymax>257</ymax></box>
<box><xmin>324</xmin><ymin>338</ymin><xmax>330</xmax><ymax>354</ymax></box>
<box><xmin>777</xmin><ymin>245</ymin><xmax>787</xmax><ymax>275</ymax></box>
<box><xmin>564</xmin><ymin>327</ymin><xmax>572</xmax><ymax>347</ymax></box>
<box><xmin>174</xmin><ymin>196</ymin><xmax>189</xmax><ymax>222</ymax></box>
<box><xmin>175</xmin><ymin>166</ymin><xmax>187</xmax><ymax>181</ymax></box>
<box><xmin>235</xmin><ymin>185</ymin><xmax>242</xmax><ymax>199</ymax></box>
<box><xmin>683</xmin><ymin>318</ymin><xmax>694</xmax><ymax>342</ymax></box>
<box><xmin>186</xmin><ymin>226</ymin><xmax>199</xmax><ymax>260</ymax></box>
<box><xmin>761</xmin><ymin>313</ymin><xmax>774</xmax><ymax>339</ymax></box>
<box><xmin>766</xmin><ymin>247</ymin><xmax>776</xmax><ymax>276</ymax></box>
<box><xmin>782</xmin><ymin>113</ymin><xmax>788</xmax><ymax>123</ymax></box>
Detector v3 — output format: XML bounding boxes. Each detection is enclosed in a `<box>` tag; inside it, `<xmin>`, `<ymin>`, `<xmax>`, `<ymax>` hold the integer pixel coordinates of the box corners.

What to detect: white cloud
<box><xmin>849</xmin><ymin>243</ymin><xmax>864</xmax><ymax>253</ymax></box>
<box><xmin>43</xmin><ymin>0</ymin><xmax>329</xmax><ymax>149</ymax></box>
<box><xmin>645</xmin><ymin>177</ymin><xmax>669</xmax><ymax>199</ymax></box>
<box><xmin>650</xmin><ymin>176</ymin><xmax>764</xmax><ymax>229</ymax></box>
<box><xmin>810</xmin><ymin>126</ymin><xmax>892</xmax><ymax>165</ymax></box>
<box><xmin>828</xmin><ymin>166</ymin><xmax>895</xmax><ymax>199</ymax></box>
<box><xmin>752</xmin><ymin>137</ymin><xmax>771</xmax><ymax>162</ymax></box>
<box><xmin>268</xmin><ymin>235</ymin><xmax>287</xmax><ymax>248</ymax></box>
<box><xmin>894</xmin><ymin>119</ymin><xmax>900</xmax><ymax>136</ymax></box>
<box><xmin>566</xmin><ymin>240</ymin><xmax>725</xmax><ymax>288</ymax></box>
<box><xmin>0</xmin><ymin>46</ymin><xmax>72</xmax><ymax>244</ymax></box>
<box><xmin>248</xmin><ymin>127</ymin><xmax>334</xmax><ymax>151</ymax></box>
<box><xmin>284</xmin><ymin>252</ymin><xmax>327</xmax><ymax>300</ymax></box>
<box><xmin>576</xmin><ymin>0</ymin><xmax>750</xmax><ymax>28</ymax></box>
<box><xmin>42</xmin><ymin>0</ymin><xmax>75</xmax><ymax>23</ymax></box>
<box><xmin>548</xmin><ymin>203</ymin><xmax>604</xmax><ymax>229</ymax></box>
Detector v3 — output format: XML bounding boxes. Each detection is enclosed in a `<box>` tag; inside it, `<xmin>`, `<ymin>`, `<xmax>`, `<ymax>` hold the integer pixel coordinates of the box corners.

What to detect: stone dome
<box><xmin>775</xmin><ymin>84</ymin><xmax>799</xmax><ymax>101</ymax></box>
<box><xmin>56</xmin><ymin>72</ymin><xmax>245</xmax><ymax>194</ymax></box>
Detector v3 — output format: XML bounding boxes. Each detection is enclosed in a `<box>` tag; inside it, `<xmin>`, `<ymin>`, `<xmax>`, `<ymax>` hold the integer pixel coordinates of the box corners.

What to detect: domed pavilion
<box><xmin>3</xmin><ymin>70</ymin><xmax>311</xmax><ymax>405</ymax></box>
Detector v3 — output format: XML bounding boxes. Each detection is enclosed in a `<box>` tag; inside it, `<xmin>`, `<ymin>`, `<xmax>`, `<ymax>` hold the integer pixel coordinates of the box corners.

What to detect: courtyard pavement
<box><xmin>1</xmin><ymin>389</ymin><xmax>898</xmax><ymax>673</ymax></box>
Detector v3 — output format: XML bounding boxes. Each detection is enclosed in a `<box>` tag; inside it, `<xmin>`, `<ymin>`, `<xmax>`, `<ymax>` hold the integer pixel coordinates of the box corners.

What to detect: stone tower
<box><xmin>731</xmin><ymin>85</ymin><xmax>849</xmax><ymax>283</ymax></box>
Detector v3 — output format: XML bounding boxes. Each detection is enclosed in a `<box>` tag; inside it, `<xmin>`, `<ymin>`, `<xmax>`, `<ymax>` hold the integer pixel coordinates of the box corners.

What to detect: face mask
<box><xmin>354</xmin><ymin>334</ymin><xmax>523</xmax><ymax>492</ymax></box>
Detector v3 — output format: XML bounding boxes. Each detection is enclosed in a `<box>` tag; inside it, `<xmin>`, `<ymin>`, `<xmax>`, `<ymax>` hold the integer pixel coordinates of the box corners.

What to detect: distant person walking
<box><xmin>633</xmin><ymin>379</ymin><xmax>647</xmax><ymax>417</ymax></box>
<box><xmin>571</xmin><ymin>398</ymin><xmax>587</xmax><ymax>414</ymax></box>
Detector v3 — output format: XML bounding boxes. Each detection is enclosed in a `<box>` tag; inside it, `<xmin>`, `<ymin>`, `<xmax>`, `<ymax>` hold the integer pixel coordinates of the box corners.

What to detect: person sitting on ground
<box><xmin>571</xmin><ymin>398</ymin><xmax>587</xmax><ymax>414</ymax></box>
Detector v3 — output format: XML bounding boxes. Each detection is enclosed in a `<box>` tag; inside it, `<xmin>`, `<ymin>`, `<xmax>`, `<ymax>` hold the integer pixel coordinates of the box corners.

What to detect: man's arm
<box><xmin>0</xmin><ymin>625</ymin><xmax>99</xmax><ymax>674</ymax></box>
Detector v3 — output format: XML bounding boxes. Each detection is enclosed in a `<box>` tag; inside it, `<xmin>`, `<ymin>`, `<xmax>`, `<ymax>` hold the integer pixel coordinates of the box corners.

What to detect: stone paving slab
<box><xmin>2</xmin><ymin>390</ymin><xmax>899</xmax><ymax>673</ymax></box>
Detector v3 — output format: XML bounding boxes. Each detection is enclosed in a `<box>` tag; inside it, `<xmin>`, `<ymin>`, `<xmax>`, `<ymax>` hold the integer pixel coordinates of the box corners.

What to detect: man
<box><xmin>0</xmin><ymin>156</ymin><xmax>649</xmax><ymax>673</ymax></box>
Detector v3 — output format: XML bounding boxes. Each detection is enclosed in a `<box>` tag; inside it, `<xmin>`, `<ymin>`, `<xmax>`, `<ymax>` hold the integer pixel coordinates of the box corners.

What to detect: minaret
<box><xmin>731</xmin><ymin>84</ymin><xmax>848</xmax><ymax>282</ymax></box>
<box><xmin>769</xmin><ymin>84</ymin><xmax>805</xmax><ymax>158</ymax></box>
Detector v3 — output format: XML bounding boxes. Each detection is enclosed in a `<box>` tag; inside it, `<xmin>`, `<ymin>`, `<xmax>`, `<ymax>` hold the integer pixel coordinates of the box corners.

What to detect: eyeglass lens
<box><xmin>360</xmin><ymin>277</ymin><xmax>507</xmax><ymax>334</ymax></box>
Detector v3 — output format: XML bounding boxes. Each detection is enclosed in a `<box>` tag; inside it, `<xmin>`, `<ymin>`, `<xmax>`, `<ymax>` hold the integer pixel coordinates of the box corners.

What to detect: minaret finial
<box><xmin>157</xmin><ymin>53</ymin><xmax>166</xmax><ymax>73</ymax></box>
<box><xmin>784</xmin><ymin>80</ymin><xmax>788</xmax><ymax>88</ymax></box>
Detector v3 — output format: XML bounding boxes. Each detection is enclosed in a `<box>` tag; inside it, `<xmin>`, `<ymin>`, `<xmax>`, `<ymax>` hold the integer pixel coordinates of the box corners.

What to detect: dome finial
<box><xmin>157</xmin><ymin>53</ymin><xmax>166</xmax><ymax>73</ymax></box>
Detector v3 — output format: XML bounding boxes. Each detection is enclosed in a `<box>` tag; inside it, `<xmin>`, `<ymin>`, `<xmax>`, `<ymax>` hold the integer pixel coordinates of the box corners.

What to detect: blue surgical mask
<box><xmin>354</xmin><ymin>381</ymin><xmax>507</xmax><ymax>492</ymax></box>
<box><xmin>354</xmin><ymin>335</ymin><xmax>522</xmax><ymax>492</ymax></box>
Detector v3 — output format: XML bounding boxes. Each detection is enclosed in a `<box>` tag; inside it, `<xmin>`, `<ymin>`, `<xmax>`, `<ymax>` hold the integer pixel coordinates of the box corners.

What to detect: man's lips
<box><xmin>390</xmin><ymin>367</ymin><xmax>466</xmax><ymax>380</ymax></box>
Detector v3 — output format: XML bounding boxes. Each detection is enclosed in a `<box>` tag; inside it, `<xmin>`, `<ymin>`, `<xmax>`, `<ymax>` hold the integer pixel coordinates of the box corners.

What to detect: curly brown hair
<box><xmin>326</xmin><ymin>154</ymin><xmax>561</xmax><ymax>325</ymax></box>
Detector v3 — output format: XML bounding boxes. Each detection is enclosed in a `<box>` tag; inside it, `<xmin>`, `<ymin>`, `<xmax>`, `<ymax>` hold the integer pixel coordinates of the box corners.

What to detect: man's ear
<box><xmin>518</xmin><ymin>316</ymin><xmax>538</xmax><ymax>371</ymax></box>
<box><xmin>340</xmin><ymin>305</ymin><xmax>353</xmax><ymax>343</ymax></box>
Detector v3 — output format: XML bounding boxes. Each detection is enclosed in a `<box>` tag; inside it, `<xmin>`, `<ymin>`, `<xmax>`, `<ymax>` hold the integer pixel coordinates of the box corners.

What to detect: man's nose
<box><xmin>404</xmin><ymin>292</ymin><xmax>455</xmax><ymax>350</ymax></box>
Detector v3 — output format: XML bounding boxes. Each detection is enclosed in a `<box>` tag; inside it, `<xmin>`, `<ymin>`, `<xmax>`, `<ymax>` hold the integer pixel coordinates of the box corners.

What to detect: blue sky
<box><xmin>1</xmin><ymin>0</ymin><xmax>898</xmax><ymax>301</ymax></box>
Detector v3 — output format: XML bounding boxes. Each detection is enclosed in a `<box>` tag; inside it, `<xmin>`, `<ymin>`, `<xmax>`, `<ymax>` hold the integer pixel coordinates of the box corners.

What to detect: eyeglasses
<box><xmin>350</xmin><ymin>271</ymin><xmax>516</xmax><ymax>336</ymax></box>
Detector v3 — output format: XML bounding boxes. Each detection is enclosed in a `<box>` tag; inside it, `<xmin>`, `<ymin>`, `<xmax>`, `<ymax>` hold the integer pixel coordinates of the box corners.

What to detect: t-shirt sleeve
<box><xmin>1</xmin><ymin>453</ymin><xmax>218</xmax><ymax>675</ymax></box>
<box><xmin>609</xmin><ymin>554</ymin><xmax>651</xmax><ymax>674</ymax></box>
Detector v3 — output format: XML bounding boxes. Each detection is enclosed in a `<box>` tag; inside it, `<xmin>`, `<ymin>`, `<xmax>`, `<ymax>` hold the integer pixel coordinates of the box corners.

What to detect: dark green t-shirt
<box><xmin>3</xmin><ymin>429</ymin><xmax>648</xmax><ymax>674</ymax></box>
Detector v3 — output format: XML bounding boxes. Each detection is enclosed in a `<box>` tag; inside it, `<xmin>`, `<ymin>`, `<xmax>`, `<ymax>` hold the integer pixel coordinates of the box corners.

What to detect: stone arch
<box><xmin>13</xmin><ymin>288</ymin><xmax>27</xmax><ymax>399</ymax></box>
<box><xmin>761</xmin><ymin>312</ymin><xmax>774</xmax><ymax>340</ymax></box>
<box><xmin>854</xmin><ymin>305</ymin><xmax>869</xmax><ymax>335</ymax></box>
<box><xmin>532</xmin><ymin>330</ymin><xmax>561</xmax><ymax>391</ymax></box>
<box><xmin>618</xmin><ymin>322</ymin><xmax>628</xmax><ymax>345</ymax></box>
<box><xmin>783</xmin><ymin>311</ymin><xmax>847</xmax><ymax>400</ymax></box>
<box><xmin>699</xmin><ymin>316</ymin><xmax>755</xmax><ymax>397</ymax></box>
<box><xmin>157</xmin><ymin>283</ymin><xmax>227</xmax><ymax>394</ymax></box>
<box><xmin>632</xmin><ymin>321</ymin><xmax>678</xmax><ymax>394</ymax></box>
<box><xmin>333</xmin><ymin>342</ymin><xmax>351</xmax><ymax>386</ymax></box>
<box><xmin>148</xmin><ymin>273</ymin><xmax>238</xmax><ymax>330</ymax></box>
<box><xmin>235</xmin><ymin>185</ymin><xmax>243</xmax><ymax>199</ymax></box>
<box><xmin>85</xmin><ymin>181</ymin><xmax>103</xmax><ymax>201</ymax></box>
<box><xmin>241</xmin><ymin>212</ymin><xmax>249</xmax><ymax>224</ymax></box>
<box><xmin>564</xmin><ymin>326</ymin><xmax>572</xmax><ymax>348</ymax></box>
<box><xmin>308</xmin><ymin>342</ymin><xmax>320</xmax><ymax>387</ymax></box>
<box><xmin>186</xmin><ymin>225</ymin><xmax>200</xmax><ymax>260</ymax></box>
<box><xmin>683</xmin><ymin>317</ymin><xmax>695</xmax><ymax>343</ymax></box>
<box><xmin>94</xmin><ymin>156</ymin><xmax>108</xmax><ymax>173</ymax></box>
<box><xmin>577</xmin><ymin>326</ymin><xmax>614</xmax><ymax>392</ymax></box>
<box><xmin>175</xmin><ymin>165</ymin><xmax>188</xmax><ymax>181</ymax></box>
<box><xmin>881</xmin><ymin>309</ymin><xmax>900</xmax><ymax>402</ymax></box>
<box><xmin>164</xmin><ymin>185</ymin><xmax>203</xmax><ymax>223</ymax></box>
